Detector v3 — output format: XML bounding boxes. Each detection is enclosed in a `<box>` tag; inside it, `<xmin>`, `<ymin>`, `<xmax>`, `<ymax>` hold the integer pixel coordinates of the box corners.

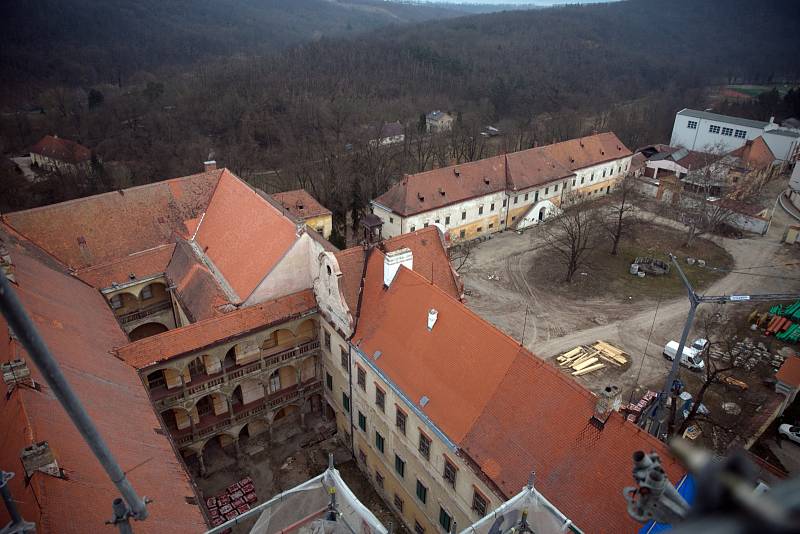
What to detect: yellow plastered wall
<box><xmin>301</xmin><ymin>357</ymin><xmax>316</xmax><ymax>381</ymax></box>
<box><xmin>248</xmin><ymin>419</ymin><xmax>269</xmax><ymax>436</ymax></box>
<box><xmin>305</xmin><ymin>214</ymin><xmax>333</xmax><ymax>240</ymax></box>
<box><xmin>449</xmin><ymin>215</ymin><xmax>500</xmax><ymax>241</ymax></box>
<box><xmin>175</xmin><ymin>409</ymin><xmax>192</xmax><ymax>430</ymax></box>
<box><xmin>164</xmin><ymin>368</ymin><xmax>183</xmax><ymax>389</ymax></box>
<box><xmin>212</xmin><ymin>393</ymin><xmax>229</xmax><ymax>416</ymax></box>
<box><xmin>203</xmin><ymin>354</ymin><xmax>221</xmax><ymax>374</ymax></box>
<box><xmin>278</xmin><ymin>365</ymin><xmax>298</xmax><ymax>388</ymax></box>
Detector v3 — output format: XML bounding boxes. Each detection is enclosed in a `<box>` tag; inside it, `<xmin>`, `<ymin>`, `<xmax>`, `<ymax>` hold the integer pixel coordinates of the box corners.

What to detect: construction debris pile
<box><xmin>716</xmin><ymin>338</ymin><xmax>786</xmax><ymax>371</ymax></box>
<box><xmin>748</xmin><ymin>301</ymin><xmax>800</xmax><ymax>343</ymax></box>
<box><xmin>557</xmin><ymin>341</ymin><xmax>629</xmax><ymax>377</ymax></box>
<box><xmin>207</xmin><ymin>476</ymin><xmax>258</xmax><ymax>528</ymax></box>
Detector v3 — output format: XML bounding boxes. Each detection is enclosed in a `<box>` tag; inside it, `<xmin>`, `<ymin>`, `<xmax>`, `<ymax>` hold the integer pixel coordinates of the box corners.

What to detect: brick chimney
<box><xmin>204</xmin><ymin>160</ymin><xmax>217</xmax><ymax>172</ymax></box>
<box><xmin>591</xmin><ymin>385</ymin><xmax>621</xmax><ymax>428</ymax></box>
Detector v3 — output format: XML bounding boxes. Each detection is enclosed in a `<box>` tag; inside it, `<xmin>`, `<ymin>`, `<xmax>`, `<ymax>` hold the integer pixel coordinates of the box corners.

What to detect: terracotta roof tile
<box><xmin>334</xmin><ymin>247</ymin><xmax>367</xmax><ymax>315</ymax></box>
<box><xmin>0</xmin><ymin>229</ymin><xmax>206</xmax><ymax>533</ymax></box>
<box><xmin>166</xmin><ymin>240</ymin><xmax>231</xmax><ymax>321</ymax></box>
<box><xmin>30</xmin><ymin>135</ymin><xmax>91</xmax><ymax>164</ymax></box>
<box><xmin>272</xmin><ymin>189</ymin><xmax>332</xmax><ymax>220</ymax></box>
<box><xmin>777</xmin><ymin>356</ymin><xmax>800</xmax><ymax>387</ymax></box>
<box><xmin>116</xmin><ymin>289</ymin><xmax>317</xmax><ymax>369</ymax></box>
<box><xmin>76</xmin><ymin>243</ymin><xmax>176</xmax><ymax>289</ymax></box>
<box><xmin>353</xmin><ymin>254</ymin><xmax>683</xmax><ymax>531</ymax></box>
<box><xmin>4</xmin><ymin>170</ymin><xmax>221</xmax><ymax>269</ymax></box>
<box><xmin>373</xmin><ymin>133</ymin><xmax>631</xmax><ymax>216</ymax></box>
<box><xmin>728</xmin><ymin>136</ymin><xmax>776</xmax><ymax>169</ymax></box>
<box><xmin>194</xmin><ymin>171</ymin><xmax>299</xmax><ymax>300</ymax></box>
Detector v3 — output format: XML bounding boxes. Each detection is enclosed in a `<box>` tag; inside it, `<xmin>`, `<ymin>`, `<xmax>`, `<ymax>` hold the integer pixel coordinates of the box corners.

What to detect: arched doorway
<box><xmin>128</xmin><ymin>322</ymin><xmax>168</xmax><ymax>341</ymax></box>
<box><xmin>538</xmin><ymin>207</ymin><xmax>546</xmax><ymax>221</ymax></box>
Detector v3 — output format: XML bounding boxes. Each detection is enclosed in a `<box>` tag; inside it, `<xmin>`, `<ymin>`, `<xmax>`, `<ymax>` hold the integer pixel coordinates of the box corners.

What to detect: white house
<box><xmin>670</xmin><ymin>108</ymin><xmax>800</xmax><ymax>161</ymax></box>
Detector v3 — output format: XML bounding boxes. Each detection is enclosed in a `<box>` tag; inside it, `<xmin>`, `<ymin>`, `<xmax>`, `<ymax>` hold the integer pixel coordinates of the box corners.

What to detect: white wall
<box><xmin>244</xmin><ymin>233</ymin><xmax>311</xmax><ymax>306</ymax></box>
<box><xmin>763</xmin><ymin>131</ymin><xmax>800</xmax><ymax>162</ymax></box>
<box><xmin>670</xmin><ymin>113</ymin><xmax>761</xmax><ymax>153</ymax></box>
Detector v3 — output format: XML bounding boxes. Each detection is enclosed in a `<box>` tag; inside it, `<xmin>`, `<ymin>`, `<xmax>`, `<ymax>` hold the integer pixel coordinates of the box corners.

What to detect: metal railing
<box><xmin>118</xmin><ymin>300</ymin><xmax>172</xmax><ymax>325</ymax></box>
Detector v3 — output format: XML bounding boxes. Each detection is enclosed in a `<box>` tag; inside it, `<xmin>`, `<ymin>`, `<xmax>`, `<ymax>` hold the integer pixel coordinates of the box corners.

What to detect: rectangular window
<box><xmin>459</xmin><ymin>230</ymin><xmax>465</xmax><ymax>238</ymax></box>
<box><xmin>376</xmin><ymin>471</ymin><xmax>384</xmax><ymax>489</ymax></box>
<box><xmin>461</xmin><ymin>211</ymin><xmax>466</xmax><ymax>220</ymax></box>
<box><xmin>324</xmin><ymin>330</ymin><xmax>331</xmax><ymax>350</ymax></box>
<box><xmin>394</xmin><ymin>494</ymin><xmax>404</xmax><ymax>513</ymax></box>
<box><xmin>414</xmin><ymin>521</ymin><xmax>425</xmax><ymax>534</ymax></box>
<box><xmin>502</xmin><ymin>199</ymin><xmax>507</xmax><ymax>207</ymax></box>
<box><xmin>472</xmin><ymin>491</ymin><xmax>488</xmax><ymax>517</ymax></box>
<box><xmin>358</xmin><ymin>411</ymin><xmax>366</xmax><ymax>432</ymax></box>
<box><xmin>572</xmin><ymin>178</ymin><xmax>576</xmax><ymax>186</ymax></box>
<box><xmin>687</xmin><ymin>120</ymin><xmax>698</xmax><ymax>129</ymax></box>
<box><xmin>340</xmin><ymin>347</ymin><xmax>348</xmax><ymax>371</ymax></box>
<box><xmin>544</xmin><ymin>187</ymin><xmax>549</xmax><ymax>195</ymax></box>
<box><xmin>357</xmin><ymin>366</ymin><xmax>366</xmax><ymax>390</ymax></box>
<box><xmin>490</xmin><ymin>203</ymin><xmax>495</xmax><ymax>211</ymax></box>
<box><xmin>342</xmin><ymin>393</ymin><xmax>350</xmax><ymax>412</ymax></box>
<box><xmin>416</xmin><ymin>480</ymin><xmax>428</xmax><ymax>503</ymax></box>
<box><xmin>375</xmin><ymin>386</ymin><xmax>385</xmax><ymax>412</ymax></box>
<box><xmin>411</xmin><ymin>226</ymin><xmax>416</xmax><ymax>232</ymax></box>
<box><xmin>396</xmin><ymin>407</ymin><xmax>407</xmax><ymax>435</ymax></box>
<box><xmin>488</xmin><ymin>223</ymin><xmax>494</xmax><ymax>229</ymax></box>
<box><xmin>326</xmin><ymin>372</ymin><xmax>333</xmax><ymax>390</ymax></box>
<box><xmin>141</xmin><ymin>285</ymin><xmax>153</xmax><ymax>300</ymax></box>
<box><xmin>476</xmin><ymin>227</ymin><xmax>482</xmax><ymax>233</ymax></box>
<box><xmin>554</xmin><ymin>184</ymin><xmax>559</xmax><ymax>192</ymax></box>
<box><xmin>424</xmin><ymin>222</ymin><xmax>429</xmax><ymax>228</ymax></box>
<box><xmin>389</xmin><ymin>217</ymin><xmax>394</xmax><ymax>224</ymax></box>
<box><xmin>418</xmin><ymin>433</ymin><xmax>431</xmax><ymax>460</ymax></box>
<box><xmin>524</xmin><ymin>193</ymin><xmax>529</xmax><ymax>201</ymax></box>
<box><xmin>513</xmin><ymin>196</ymin><xmax>518</xmax><ymax>204</ymax></box>
<box><xmin>721</xmin><ymin>127</ymin><xmax>733</xmax><ymax>136</ymax></box>
<box><xmin>375</xmin><ymin>431</ymin><xmax>385</xmax><ymax>453</ymax></box>
<box><xmin>443</xmin><ymin>458</ymin><xmax>457</xmax><ymax>487</ymax></box>
<box><xmin>511</xmin><ymin>216</ymin><xmax>516</xmax><ymax>221</ymax></box>
<box><xmin>445</xmin><ymin>215</ymin><xmax>450</xmax><ymax>225</ymax></box>
<box><xmin>439</xmin><ymin>508</ymin><xmax>452</xmax><ymax>532</ymax></box>
<box><xmin>435</xmin><ymin>219</ymin><xmax>440</xmax><ymax>224</ymax></box>
<box><xmin>734</xmin><ymin>129</ymin><xmax>746</xmax><ymax>139</ymax></box>
<box><xmin>478</xmin><ymin>206</ymin><xmax>483</xmax><ymax>215</ymax></box>
<box><xmin>591</xmin><ymin>173</ymin><xmax>595</xmax><ymax>181</ymax></box>
<box><xmin>395</xmin><ymin>454</ymin><xmax>405</xmax><ymax>478</ymax></box>
<box><xmin>603</xmin><ymin>169</ymin><xmax>606</xmax><ymax>177</ymax></box>
<box><xmin>709</xmin><ymin>124</ymin><xmax>721</xmax><ymax>134</ymax></box>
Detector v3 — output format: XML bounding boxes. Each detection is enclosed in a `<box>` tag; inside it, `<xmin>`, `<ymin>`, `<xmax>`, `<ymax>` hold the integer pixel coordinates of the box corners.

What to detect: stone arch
<box><xmin>261</xmin><ymin>328</ymin><xmax>295</xmax><ymax>351</ymax></box>
<box><xmin>222</xmin><ymin>345</ymin><xmax>238</xmax><ymax>370</ymax></box>
<box><xmin>128</xmin><ymin>322</ymin><xmax>168</xmax><ymax>341</ymax></box>
<box><xmin>182</xmin><ymin>356</ymin><xmax>206</xmax><ymax>380</ymax></box>
<box><xmin>145</xmin><ymin>368</ymin><xmax>167</xmax><ymax>391</ymax></box>
<box><xmin>299</xmin><ymin>356</ymin><xmax>317</xmax><ymax>382</ymax></box>
<box><xmin>243</xmin><ymin>419</ymin><xmax>269</xmax><ymax>438</ymax></box>
<box><xmin>267</xmin><ymin>364</ymin><xmax>298</xmax><ymax>394</ymax></box>
<box><xmin>295</xmin><ymin>318</ymin><xmax>318</xmax><ymax>340</ymax></box>
<box><xmin>233</xmin><ymin>378</ymin><xmax>264</xmax><ymax>406</ymax></box>
<box><xmin>272</xmin><ymin>404</ymin><xmax>300</xmax><ymax>423</ymax></box>
<box><xmin>161</xmin><ymin>406</ymin><xmax>192</xmax><ymax>431</ymax></box>
<box><xmin>190</xmin><ymin>391</ymin><xmax>228</xmax><ymax>420</ymax></box>
<box><xmin>139</xmin><ymin>281</ymin><xmax>167</xmax><ymax>303</ymax></box>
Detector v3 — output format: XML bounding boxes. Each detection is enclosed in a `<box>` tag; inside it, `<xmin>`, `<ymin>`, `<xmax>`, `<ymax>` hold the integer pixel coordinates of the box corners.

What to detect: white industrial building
<box><xmin>670</xmin><ymin>108</ymin><xmax>800</xmax><ymax>162</ymax></box>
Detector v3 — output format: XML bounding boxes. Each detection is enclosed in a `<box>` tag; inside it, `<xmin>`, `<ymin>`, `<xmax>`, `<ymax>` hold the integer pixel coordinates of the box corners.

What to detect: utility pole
<box><xmin>643</xmin><ymin>254</ymin><xmax>800</xmax><ymax>439</ymax></box>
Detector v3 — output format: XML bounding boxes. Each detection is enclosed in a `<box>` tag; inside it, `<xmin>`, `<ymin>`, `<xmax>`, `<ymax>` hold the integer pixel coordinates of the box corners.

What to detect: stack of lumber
<box><xmin>556</xmin><ymin>341</ymin><xmax>629</xmax><ymax>377</ymax></box>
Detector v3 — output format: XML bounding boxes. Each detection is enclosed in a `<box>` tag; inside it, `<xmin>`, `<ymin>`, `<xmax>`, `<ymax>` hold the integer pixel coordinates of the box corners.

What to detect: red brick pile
<box><xmin>207</xmin><ymin>477</ymin><xmax>258</xmax><ymax>529</ymax></box>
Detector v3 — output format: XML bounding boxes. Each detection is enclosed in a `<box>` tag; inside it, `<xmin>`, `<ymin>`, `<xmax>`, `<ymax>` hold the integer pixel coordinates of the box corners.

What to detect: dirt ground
<box><xmin>191</xmin><ymin>415</ymin><xmax>404</xmax><ymax>533</ymax></box>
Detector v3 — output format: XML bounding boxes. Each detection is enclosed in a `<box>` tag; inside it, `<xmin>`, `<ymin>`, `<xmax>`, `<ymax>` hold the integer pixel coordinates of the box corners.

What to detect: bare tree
<box><xmin>603</xmin><ymin>173</ymin><xmax>638</xmax><ymax>255</ymax></box>
<box><xmin>541</xmin><ymin>201</ymin><xmax>600</xmax><ymax>283</ymax></box>
<box><xmin>448</xmin><ymin>240</ymin><xmax>475</xmax><ymax>273</ymax></box>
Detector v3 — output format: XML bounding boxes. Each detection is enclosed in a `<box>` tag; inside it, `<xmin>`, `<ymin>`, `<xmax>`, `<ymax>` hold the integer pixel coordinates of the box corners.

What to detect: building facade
<box><xmin>371</xmin><ymin>133</ymin><xmax>633</xmax><ymax>243</ymax></box>
<box><xmin>29</xmin><ymin>134</ymin><xmax>92</xmax><ymax>173</ymax></box>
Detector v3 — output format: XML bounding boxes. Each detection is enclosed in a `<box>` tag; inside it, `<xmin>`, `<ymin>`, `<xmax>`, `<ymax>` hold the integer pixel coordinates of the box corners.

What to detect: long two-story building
<box><xmin>370</xmin><ymin>132</ymin><xmax>633</xmax><ymax>243</ymax></box>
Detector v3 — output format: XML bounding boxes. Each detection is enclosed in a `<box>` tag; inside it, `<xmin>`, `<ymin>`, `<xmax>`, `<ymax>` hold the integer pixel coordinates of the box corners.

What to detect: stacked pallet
<box><xmin>556</xmin><ymin>341</ymin><xmax>629</xmax><ymax>376</ymax></box>
<box><xmin>207</xmin><ymin>476</ymin><xmax>258</xmax><ymax>529</ymax></box>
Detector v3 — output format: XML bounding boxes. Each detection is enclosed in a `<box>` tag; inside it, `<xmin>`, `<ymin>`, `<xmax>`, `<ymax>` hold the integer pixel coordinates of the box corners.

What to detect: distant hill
<box><xmin>0</xmin><ymin>0</ymin><xmax>483</xmax><ymax>93</ymax></box>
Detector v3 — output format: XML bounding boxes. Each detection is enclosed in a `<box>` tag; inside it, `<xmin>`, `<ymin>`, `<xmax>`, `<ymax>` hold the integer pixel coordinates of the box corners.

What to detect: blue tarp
<box><xmin>636</xmin><ymin>474</ymin><xmax>696</xmax><ymax>534</ymax></box>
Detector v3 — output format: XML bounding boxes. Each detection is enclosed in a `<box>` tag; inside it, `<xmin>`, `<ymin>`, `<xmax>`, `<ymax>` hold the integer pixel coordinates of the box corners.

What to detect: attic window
<box><xmin>296</xmin><ymin>201</ymin><xmax>305</xmax><ymax>210</ymax></box>
<box><xmin>483</xmin><ymin>177</ymin><xmax>490</xmax><ymax>185</ymax></box>
<box><xmin>417</xmin><ymin>193</ymin><xmax>425</xmax><ymax>202</ymax></box>
<box><xmin>438</xmin><ymin>188</ymin><xmax>446</xmax><ymax>196</ymax></box>
<box><xmin>454</xmin><ymin>168</ymin><xmax>460</xmax><ymax>176</ymax></box>
<box><xmin>157</xmin><ymin>216</ymin><xmax>165</xmax><ymax>223</ymax></box>
<box><xmin>77</xmin><ymin>236</ymin><xmax>86</xmax><ymax>245</ymax></box>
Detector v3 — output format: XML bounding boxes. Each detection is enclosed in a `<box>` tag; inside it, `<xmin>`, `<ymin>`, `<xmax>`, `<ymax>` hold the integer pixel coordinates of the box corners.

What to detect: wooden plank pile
<box><xmin>556</xmin><ymin>341</ymin><xmax>629</xmax><ymax>376</ymax></box>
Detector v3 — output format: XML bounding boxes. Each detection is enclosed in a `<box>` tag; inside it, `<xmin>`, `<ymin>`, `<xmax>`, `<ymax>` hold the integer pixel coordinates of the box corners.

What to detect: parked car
<box><xmin>663</xmin><ymin>341</ymin><xmax>705</xmax><ymax>372</ymax></box>
<box><xmin>778</xmin><ymin>424</ymin><xmax>800</xmax><ymax>445</ymax></box>
<box><xmin>691</xmin><ymin>338</ymin><xmax>709</xmax><ymax>352</ymax></box>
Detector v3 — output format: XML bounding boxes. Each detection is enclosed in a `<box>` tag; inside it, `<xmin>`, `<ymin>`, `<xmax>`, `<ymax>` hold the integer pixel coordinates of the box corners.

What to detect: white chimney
<box><xmin>383</xmin><ymin>248</ymin><xmax>413</xmax><ymax>287</ymax></box>
<box><xmin>427</xmin><ymin>309</ymin><xmax>438</xmax><ymax>331</ymax></box>
<box><xmin>204</xmin><ymin>160</ymin><xmax>217</xmax><ymax>172</ymax></box>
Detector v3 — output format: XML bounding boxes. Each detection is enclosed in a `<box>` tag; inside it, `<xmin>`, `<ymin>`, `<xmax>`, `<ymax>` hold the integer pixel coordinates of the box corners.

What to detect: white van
<box><xmin>663</xmin><ymin>341</ymin><xmax>705</xmax><ymax>372</ymax></box>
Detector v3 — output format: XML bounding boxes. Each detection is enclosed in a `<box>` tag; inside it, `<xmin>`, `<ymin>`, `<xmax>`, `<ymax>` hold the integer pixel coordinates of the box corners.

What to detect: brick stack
<box><xmin>207</xmin><ymin>477</ymin><xmax>259</xmax><ymax>529</ymax></box>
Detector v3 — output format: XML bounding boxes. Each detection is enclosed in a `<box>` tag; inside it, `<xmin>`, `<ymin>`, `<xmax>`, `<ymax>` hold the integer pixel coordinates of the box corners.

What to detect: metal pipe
<box><xmin>1</xmin><ymin>471</ymin><xmax>35</xmax><ymax>533</ymax></box>
<box><xmin>0</xmin><ymin>271</ymin><xmax>148</xmax><ymax>521</ymax></box>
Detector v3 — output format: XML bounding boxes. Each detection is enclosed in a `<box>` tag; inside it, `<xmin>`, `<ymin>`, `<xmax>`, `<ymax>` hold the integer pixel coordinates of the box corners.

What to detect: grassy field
<box><xmin>528</xmin><ymin>223</ymin><xmax>734</xmax><ymax>302</ymax></box>
<box><xmin>727</xmin><ymin>83</ymin><xmax>798</xmax><ymax>97</ymax></box>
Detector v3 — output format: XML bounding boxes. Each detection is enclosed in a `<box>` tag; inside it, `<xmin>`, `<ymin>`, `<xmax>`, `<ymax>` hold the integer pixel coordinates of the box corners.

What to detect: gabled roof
<box><xmin>30</xmin><ymin>135</ymin><xmax>91</xmax><ymax>163</ymax></box>
<box><xmin>335</xmin><ymin>227</ymin><xmax>462</xmax><ymax>314</ymax></box>
<box><xmin>728</xmin><ymin>136</ymin><xmax>776</xmax><ymax>169</ymax></box>
<box><xmin>166</xmin><ymin>240</ymin><xmax>231</xmax><ymax>322</ymax></box>
<box><xmin>116</xmin><ymin>289</ymin><xmax>316</xmax><ymax>369</ymax></box>
<box><xmin>272</xmin><ymin>189</ymin><xmax>332</xmax><ymax>220</ymax></box>
<box><xmin>0</xmin><ymin>228</ymin><xmax>206</xmax><ymax>533</ymax></box>
<box><xmin>352</xmin><ymin>253</ymin><xmax>683</xmax><ymax>532</ymax></box>
<box><xmin>677</xmin><ymin>108</ymin><xmax>770</xmax><ymax>130</ymax></box>
<box><xmin>3</xmin><ymin>169</ymin><xmax>221</xmax><ymax>270</ymax></box>
<box><xmin>194</xmin><ymin>171</ymin><xmax>299</xmax><ymax>300</ymax></box>
<box><xmin>373</xmin><ymin>133</ymin><xmax>631</xmax><ymax>217</ymax></box>
<box><xmin>75</xmin><ymin>243</ymin><xmax>176</xmax><ymax>289</ymax></box>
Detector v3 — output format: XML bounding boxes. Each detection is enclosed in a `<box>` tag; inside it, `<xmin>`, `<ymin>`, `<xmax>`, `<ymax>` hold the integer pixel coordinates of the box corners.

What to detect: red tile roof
<box><xmin>373</xmin><ymin>133</ymin><xmax>631</xmax><ymax>216</ymax></box>
<box><xmin>76</xmin><ymin>243</ymin><xmax>176</xmax><ymax>289</ymax></box>
<box><xmin>353</xmin><ymin>256</ymin><xmax>683</xmax><ymax>532</ymax></box>
<box><xmin>30</xmin><ymin>135</ymin><xmax>91</xmax><ymax>164</ymax></box>
<box><xmin>272</xmin><ymin>189</ymin><xmax>332</xmax><ymax>220</ymax></box>
<box><xmin>335</xmin><ymin>227</ymin><xmax>462</xmax><ymax>314</ymax></box>
<box><xmin>166</xmin><ymin>240</ymin><xmax>231</xmax><ymax>322</ymax></box>
<box><xmin>194</xmin><ymin>171</ymin><xmax>299</xmax><ymax>300</ymax></box>
<box><xmin>116</xmin><ymin>289</ymin><xmax>317</xmax><ymax>369</ymax></box>
<box><xmin>0</xmin><ymin>229</ymin><xmax>206</xmax><ymax>533</ymax></box>
<box><xmin>777</xmin><ymin>356</ymin><xmax>800</xmax><ymax>387</ymax></box>
<box><xmin>3</xmin><ymin>170</ymin><xmax>221</xmax><ymax>270</ymax></box>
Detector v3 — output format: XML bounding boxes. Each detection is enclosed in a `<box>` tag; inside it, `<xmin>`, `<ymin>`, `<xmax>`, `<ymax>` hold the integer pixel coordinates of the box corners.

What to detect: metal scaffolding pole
<box><xmin>0</xmin><ymin>271</ymin><xmax>149</xmax><ymax>530</ymax></box>
<box><xmin>643</xmin><ymin>254</ymin><xmax>800</xmax><ymax>438</ymax></box>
